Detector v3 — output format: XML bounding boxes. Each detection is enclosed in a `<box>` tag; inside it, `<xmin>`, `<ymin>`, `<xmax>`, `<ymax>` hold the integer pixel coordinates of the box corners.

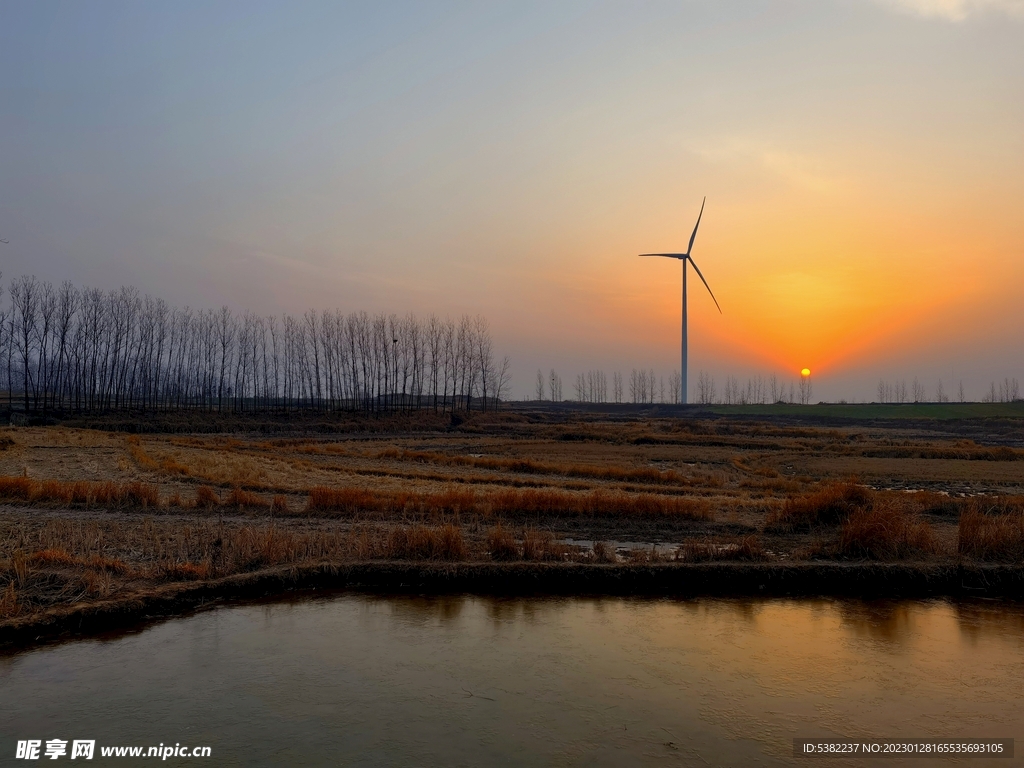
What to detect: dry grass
<box><xmin>305</xmin><ymin>486</ymin><xmax>383</xmax><ymax>515</ymax></box>
<box><xmin>194</xmin><ymin>485</ymin><xmax>219</xmax><ymax>509</ymax></box>
<box><xmin>385</xmin><ymin>524</ymin><xmax>468</xmax><ymax>561</ymax></box>
<box><xmin>766</xmin><ymin>480</ymin><xmax>872</xmax><ymax>529</ymax></box>
<box><xmin>0</xmin><ymin>476</ymin><xmax>36</xmax><ymax>500</ymax></box>
<box><xmin>677</xmin><ymin>535</ymin><xmax>766</xmax><ymax>562</ymax></box>
<box><xmin>3</xmin><ymin>412</ymin><xmax>1020</xmax><ymax>629</ymax></box>
<box><xmin>0</xmin><ymin>476</ymin><xmax>160</xmax><ymax>508</ymax></box>
<box><xmin>591</xmin><ymin>541</ymin><xmax>617</xmax><ymax>563</ymax></box>
<box><xmin>129</xmin><ymin>435</ymin><xmax>268</xmax><ymax>486</ymax></box>
<box><xmin>305</xmin><ymin>485</ymin><xmax>711</xmax><ymax>521</ymax></box>
<box><xmin>160</xmin><ymin>561</ymin><xmax>212</xmax><ymax>581</ymax></box>
<box><xmin>958</xmin><ymin>499</ymin><xmax>1024</xmax><ymax>562</ymax></box>
<box><xmin>0</xmin><ymin>516</ymin><xmax>477</xmax><ymax>616</ymax></box>
<box><xmin>486</xmin><ymin>525</ymin><xmax>519</xmax><ymax>561</ymax></box>
<box><xmin>1</xmin><ymin>580</ymin><xmax>19</xmax><ymax>618</ymax></box>
<box><xmin>488</xmin><ymin>488</ymin><xmax>712</xmax><ymax>519</ymax></box>
<box><xmin>28</xmin><ymin>547</ymin><xmax>79</xmax><ymax>567</ymax></box>
<box><xmin>481</xmin><ymin>526</ymin><xmax>579</xmax><ymax>562</ymax></box>
<box><xmin>520</xmin><ymin>529</ymin><xmax>573</xmax><ymax>561</ymax></box>
<box><xmin>374</xmin><ymin>447</ymin><xmax>707</xmax><ymax>487</ymax></box>
<box><xmin>224</xmin><ymin>487</ymin><xmax>266</xmax><ymax>510</ymax></box>
<box><xmin>837</xmin><ymin>500</ymin><xmax>937</xmax><ymax>559</ymax></box>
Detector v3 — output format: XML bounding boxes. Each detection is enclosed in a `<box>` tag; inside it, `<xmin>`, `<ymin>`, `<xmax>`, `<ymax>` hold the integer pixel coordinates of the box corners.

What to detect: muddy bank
<box><xmin>2</xmin><ymin>560</ymin><xmax>1023</xmax><ymax>652</ymax></box>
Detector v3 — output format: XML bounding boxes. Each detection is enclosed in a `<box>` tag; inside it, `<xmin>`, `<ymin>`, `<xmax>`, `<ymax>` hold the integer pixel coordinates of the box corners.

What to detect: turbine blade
<box><xmin>686</xmin><ymin>196</ymin><xmax>705</xmax><ymax>255</ymax></box>
<box><xmin>687</xmin><ymin>256</ymin><xmax>722</xmax><ymax>313</ymax></box>
<box><xmin>639</xmin><ymin>253</ymin><xmax>685</xmax><ymax>259</ymax></box>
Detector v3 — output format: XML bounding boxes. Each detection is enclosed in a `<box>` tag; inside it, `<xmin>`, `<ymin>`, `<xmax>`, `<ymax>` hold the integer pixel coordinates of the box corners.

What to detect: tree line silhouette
<box><xmin>878</xmin><ymin>377</ymin><xmax>1021</xmax><ymax>404</ymax></box>
<box><xmin>532</xmin><ymin>368</ymin><xmax>812</xmax><ymax>405</ymax></box>
<box><xmin>0</xmin><ymin>275</ymin><xmax>510</xmax><ymax>416</ymax></box>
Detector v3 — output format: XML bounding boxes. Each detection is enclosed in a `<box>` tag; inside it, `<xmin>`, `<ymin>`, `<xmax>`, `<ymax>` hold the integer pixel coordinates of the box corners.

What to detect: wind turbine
<box><xmin>640</xmin><ymin>197</ymin><xmax>721</xmax><ymax>405</ymax></box>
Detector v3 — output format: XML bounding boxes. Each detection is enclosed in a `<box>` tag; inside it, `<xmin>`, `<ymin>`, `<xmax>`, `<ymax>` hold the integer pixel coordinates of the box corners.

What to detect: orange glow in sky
<box><xmin>1</xmin><ymin>2</ymin><xmax>1021</xmax><ymax>400</ymax></box>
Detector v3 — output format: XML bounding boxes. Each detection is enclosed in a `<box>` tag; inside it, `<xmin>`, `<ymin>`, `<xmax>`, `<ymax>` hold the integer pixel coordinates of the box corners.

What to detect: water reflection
<box><xmin>836</xmin><ymin>599</ymin><xmax>926</xmax><ymax>643</ymax></box>
<box><xmin>2</xmin><ymin>596</ymin><xmax>1022</xmax><ymax>767</ymax></box>
<box><xmin>954</xmin><ymin>600</ymin><xmax>1024</xmax><ymax>643</ymax></box>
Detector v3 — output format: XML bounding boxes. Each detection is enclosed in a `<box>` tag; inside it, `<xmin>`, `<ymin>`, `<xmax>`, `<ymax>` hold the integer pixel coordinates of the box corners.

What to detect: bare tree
<box><xmin>9</xmin><ymin>276</ymin><xmax>39</xmax><ymax>414</ymax></box>
<box><xmin>912</xmin><ymin>377</ymin><xmax>926</xmax><ymax>403</ymax></box>
<box><xmin>535</xmin><ymin>369</ymin><xmax>545</xmax><ymax>401</ymax></box>
<box><xmin>696</xmin><ymin>370</ymin><xmax>716</xmax><ymax>405</ymax></box>
<box><xmin>494</xmin><ymin>356</ymin><xmax>511</xmax><ymax>408</ymax></box>
<box><xmin>999</xmin><ymin>377</ymin><xmax>1020</xmax><ymax>403</ymax></box>
<box><xmin>799</xmin><ymin>374</ymin><xmax>812</xmax><ymax>405</ymax></box>
<box><xmin>574</xmin><ymin>372</ymin><xmax>585</xmax><ymax>402</ymax></box>
<box><xmin>613</xmin><ymin>371</ymin><xmax>622</xmax><ymax>403</ymax></box>
<box><xmin>668</xmin><ymin>371</ymin><xmax>681</xmax><ymax>404</ymax></box>
<box><xmin>549</xmin><ymin>369</ymin><xmax>562</xmax><ymax>402</ymax></box>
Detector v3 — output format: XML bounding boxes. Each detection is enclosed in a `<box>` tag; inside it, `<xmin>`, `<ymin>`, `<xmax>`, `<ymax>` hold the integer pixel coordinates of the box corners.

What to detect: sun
<box><xmin>801</xmin><ymin>368</ymin><xmax>811</xmax><ymax>377</ymax></box>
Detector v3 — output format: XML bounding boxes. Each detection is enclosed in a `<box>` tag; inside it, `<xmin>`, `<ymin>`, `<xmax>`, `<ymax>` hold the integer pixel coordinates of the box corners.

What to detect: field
<box><xmin>2</xmin><ymin>404</ymin><xmax>1023</xmax><ymax>645</ymax></box>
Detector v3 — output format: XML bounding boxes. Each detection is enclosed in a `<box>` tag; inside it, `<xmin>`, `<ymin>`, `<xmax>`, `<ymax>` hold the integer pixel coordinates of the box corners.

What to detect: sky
<box><xmin>1</xmin><ymin>0</ymin><xmax>1022</xmax><ymax>401</ymax></box>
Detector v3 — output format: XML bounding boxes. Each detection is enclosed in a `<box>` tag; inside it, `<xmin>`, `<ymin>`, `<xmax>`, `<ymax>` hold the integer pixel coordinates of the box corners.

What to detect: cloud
<box><xmin>875</xmin><ymin>0</ymin><xmax>1024</xmax><ymax>21</ymax></box>
<box><xmin>691</xmin><ymin>138</ymin><xmax>844</xmax><ymax>193</ymax></box>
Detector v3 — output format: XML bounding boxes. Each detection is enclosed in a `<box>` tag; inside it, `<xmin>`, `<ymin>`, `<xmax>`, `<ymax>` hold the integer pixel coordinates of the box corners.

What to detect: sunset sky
<box><xmin>1</xmin><ymin>1</ymin><xmax>1022</xmax><ymax>401</ymax></box>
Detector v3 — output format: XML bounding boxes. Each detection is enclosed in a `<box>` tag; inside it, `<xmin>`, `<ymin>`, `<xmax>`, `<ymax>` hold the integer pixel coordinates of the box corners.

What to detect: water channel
<box><xmin>2</xmin><ymin>596</ymin><xmax>1022</xmax><ymax>766</ymax></box>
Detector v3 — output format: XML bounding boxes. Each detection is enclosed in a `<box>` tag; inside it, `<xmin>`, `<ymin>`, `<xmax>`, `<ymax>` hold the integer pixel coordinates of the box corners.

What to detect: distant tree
<box><xmin>747</xmin><ymin>376</ymin><xmax>766</xmax><ymax>405</ymax></box>
<box><xmin>535</xmin><ymin>369</ymin><xmax>545</xmax><ymax>401</ymax></box>
<box><xmin>912</xmin><ymin>377</ymin><xmax>926</xmax><ymax>403</ymax></box>
<box><xmin>494</xmin><ymin>356</ymin><xmax>512</xmax><ymax>408</ymax></box>
<box><xmin>935</xmin><ymin>379</ymin><xmax>946</xmax><ymax>403</ymax></box>
<box><xmin>574</xmin><ymin>372</ymin><xmax>585</xmax><ymax>402</ymax></box>
<box><xmin>799</xmin><ymin>374</ymin><xmax>812</xmax><ymax>405</ymax></box>
<box><xmin>958</xmin><ymin>380</ymin><xmax>965</xmax><ymax>403</ymax></box>
<box><xmin>723</xmin><ymin>375</ymin><xmax>742</xmax><ymax>405</ymax></box>
<box><xmin>999</xmin><ymin>377</ymin><xmax>1020</xmax><ymax>403</ymax></box>
<box><xmin>629</xmin><ymin>369</ymin><xmax>640</xmax><ymax>404</ymax></box>
<box><xmin>668</xmin><ymin>371</ymin><xmax>681</xmax><ymax>404</ymax></box>
<box><xmin>9</xmin><ymin>276</ymin><xmax>35</xmax><ymax>414</ymax></box>
<box><xmin>696</xmin><ymin>370</ymin><xmax>716</xmax><ymax>405</ymax></box>
<box><xmin>549</xmin><ymin>369</ymin><xmax>562</xmax><ymax>401</ymax></box>
<box><xmin>592</xmin><ymin>370</ymin><xmax>607</xmax><ymax>403</ymax></box>
<box><xmin>613</xmin><ymin>371</ymin><xmax>623</xmax><ymax>403</ymax></box>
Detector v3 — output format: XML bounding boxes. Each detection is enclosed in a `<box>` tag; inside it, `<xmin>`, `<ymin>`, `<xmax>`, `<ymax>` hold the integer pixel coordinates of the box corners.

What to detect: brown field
<box><xmin>2</xmin><ymin>408</ymin><xmax>1023</xmax><ymax>633</ymax></box>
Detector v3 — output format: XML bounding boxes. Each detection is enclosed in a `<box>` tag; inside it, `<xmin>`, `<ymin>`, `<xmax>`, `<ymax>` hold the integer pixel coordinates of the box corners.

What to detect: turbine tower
<box><xmin>640</xmin><ymin>197</ymin><xmax>721</xmax><ymax>405</ymax></box>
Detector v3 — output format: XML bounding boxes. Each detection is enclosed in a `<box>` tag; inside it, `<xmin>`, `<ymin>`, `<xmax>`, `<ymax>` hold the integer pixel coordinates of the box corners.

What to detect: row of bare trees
<box><xmin>878</xmin><ymin>378</ymin><xmax>1021</xmax><ymax>404</ymax></box>
<box><xmin>878</xmin><ymin>378</ymin><xmax>947</xmax><ymax>404</ymax></box>
<box><xmin>0</xmin><ymin>275</ymin><xmax>510</xmax><ymax>416</ymax></box>
<box><xmin>534</xmin><ymin>367</ymin><xmax>814</xmax><ymax>405</ymax></box>
<box><xmin>537</xmin><ymin>368</ymin><xmax>664</xmax><ymax>404</ymax></box>
<box><xmin>695</xmin><ymin>372</ymin><xmax>812</xmax><ymax>405</ymax></box>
